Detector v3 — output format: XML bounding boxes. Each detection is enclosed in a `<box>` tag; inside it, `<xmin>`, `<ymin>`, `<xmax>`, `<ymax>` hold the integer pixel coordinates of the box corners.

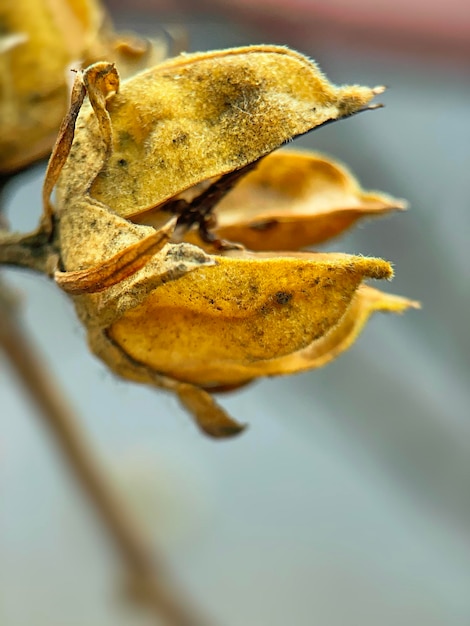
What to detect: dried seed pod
<box><xmin>44</xmin><ymin>51</ymin><xmax>417</xmax><ymax>438</ymax></box>
<box><xmin>184</xmin><ymin>150</ymin><xmax>407</xmax><ymax>251</ymax></box>
<box><xmin>0</xmin><ymin>0</ymin><xmax>169</xmax><ymax>173</ymax></box>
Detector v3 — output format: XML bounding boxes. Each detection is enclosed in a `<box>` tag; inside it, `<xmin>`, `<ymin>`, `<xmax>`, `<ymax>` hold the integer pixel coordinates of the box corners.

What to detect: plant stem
<box><xmin>0</xmin><ymin>227</ymin><xmax>57</xmax><ymax>274</ymax></box>
<box><xmin>0</xmin><ymin>281</ymin><xmax>210</xmax><ymax>626</ymax></box>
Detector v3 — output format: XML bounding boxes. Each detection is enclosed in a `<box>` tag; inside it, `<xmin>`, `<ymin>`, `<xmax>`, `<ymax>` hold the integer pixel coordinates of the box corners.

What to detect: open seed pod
<box><xmin>45</xmin><ymin>49</ymin><xmax>417</xmax><ymax>438</ymax></box>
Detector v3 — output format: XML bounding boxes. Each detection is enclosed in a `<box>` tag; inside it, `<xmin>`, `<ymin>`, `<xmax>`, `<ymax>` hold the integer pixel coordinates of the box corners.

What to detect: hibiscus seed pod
<box><xmin>44</xmin><ymin>49</ymin><xmax>417</xmax><ymax>437</ymax></box>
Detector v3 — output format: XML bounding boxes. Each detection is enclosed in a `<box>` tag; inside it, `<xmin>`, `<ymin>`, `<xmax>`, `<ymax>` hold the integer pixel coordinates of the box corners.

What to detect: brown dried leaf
<box><xmin>186</xmin><ymin>150</ymin><xmax>407</xmax><ymax>251</ymax></box>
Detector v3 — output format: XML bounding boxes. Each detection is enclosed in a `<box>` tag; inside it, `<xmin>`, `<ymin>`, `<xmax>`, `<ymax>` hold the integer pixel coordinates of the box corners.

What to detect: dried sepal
<box><xmin>56</xmin><ymin>45</ymin><xmax>385</xmax><ymax>221</ymax></box>
<box><xmin>186</xmin><ymin>150</ymin><xmax>407</xmax><ymax>251</ymax></box>
<box><xmin>55</xmin><ymin>217</ymin><xmax>177</xmax><ymax>295</ymax></box>
<box><xmin>42</xmin><ymin>72</ymin><xmax>87</xmax><ymax>227</ymax></box>
<box><xmin>44</xmin><ymin>62</ymin><xmax>119</xmax><ymax>225</ymax></box>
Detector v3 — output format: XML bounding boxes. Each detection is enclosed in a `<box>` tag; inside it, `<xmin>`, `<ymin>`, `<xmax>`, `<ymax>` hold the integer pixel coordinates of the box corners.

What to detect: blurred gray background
<box><xmin>1</xmin><ymin>3</ymin><xmax>470</xmax><ymax>625</ymax></box>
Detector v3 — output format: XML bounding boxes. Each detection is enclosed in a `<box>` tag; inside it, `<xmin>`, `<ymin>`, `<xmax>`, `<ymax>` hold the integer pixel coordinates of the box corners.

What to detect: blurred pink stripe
<box><xmin>221</xmin><ymin>0</ymin><xmax>470</xmax><ymax>35</ymax></box>
<box><xmin>106</xmin><ymin>0</ymin><xmax>470</xmax><ymax>56</ymax></box>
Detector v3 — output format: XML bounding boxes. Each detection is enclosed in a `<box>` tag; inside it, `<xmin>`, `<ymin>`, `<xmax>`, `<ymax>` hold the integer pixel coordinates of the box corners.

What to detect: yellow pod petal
<box><xmin>59</xmin><ymin>45</ymin><xmax>384</xmax><ymax>219</ymax></box>
<box><xmin>107</xmin><ymin>252</ymin><xmax>393</xmax><ymax>387</ymax></box>
<box><xmin>246</xmin><ymin>285</ymin><xmax>420</xmax><ymax>378</ymax></box>
<box><xmin>188</xmin><ymin>150</ymin><xmax>407</xmax><ymax>250</ymax></box>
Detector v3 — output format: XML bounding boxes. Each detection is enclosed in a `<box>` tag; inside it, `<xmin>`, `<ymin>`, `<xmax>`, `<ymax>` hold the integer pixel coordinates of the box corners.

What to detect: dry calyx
<box><xmin>31</xmin><ymin>45</ymin><xmax>418</xmax><ymax>437</ymax></box>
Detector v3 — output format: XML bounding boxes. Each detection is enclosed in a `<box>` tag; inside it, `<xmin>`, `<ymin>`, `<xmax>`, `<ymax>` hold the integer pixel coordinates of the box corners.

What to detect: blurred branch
<box><xmin>0</xmin><ymin>277</ymin><xmax>211</xmax><ymax>626</ymax></box>
<box><xmin>106</xmin><ymin>0</ymin><xmax>470</xmax><ymax>64</ymax></box>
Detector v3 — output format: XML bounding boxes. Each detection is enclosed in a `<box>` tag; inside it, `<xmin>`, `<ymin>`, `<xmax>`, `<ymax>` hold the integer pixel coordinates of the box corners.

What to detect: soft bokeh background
<box><xmin>1</xmin><ymin>2</ymin><xmax>470</xmax><ymax>625</ymax></box>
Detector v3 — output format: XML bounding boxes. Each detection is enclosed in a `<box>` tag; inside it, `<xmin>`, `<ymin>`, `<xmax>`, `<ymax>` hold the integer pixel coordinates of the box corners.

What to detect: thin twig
<box><xmin>0</xmin><ymin>279</ymin><xmax>211</xmax><ymax>626</ymax></box>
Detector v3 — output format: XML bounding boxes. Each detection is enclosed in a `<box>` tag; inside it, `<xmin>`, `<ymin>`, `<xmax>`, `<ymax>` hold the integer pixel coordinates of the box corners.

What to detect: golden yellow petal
<box><xmin>193</xmin><ymin>150</ymin><xmax>406</xmax><ymax>250</ymax></box>
<box><xmin>108</xmin><ymin>252</ymin><xmax>392</xmax><ymax>387</ymax></box>
<box><xmin>58</xmin><ymin>45</ymin><xmax>384</xmax><ymax>218</ymax></box>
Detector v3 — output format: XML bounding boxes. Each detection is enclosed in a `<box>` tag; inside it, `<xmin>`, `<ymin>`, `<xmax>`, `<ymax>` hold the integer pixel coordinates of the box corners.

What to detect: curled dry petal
<box><xmin>57</xmin><ymin>46</ymin><xmax>385</xmax><ymax>219</ymax></box>
<box><xmin>186</xmin><ymin>150</ymin><xmax>407</xmax><ymax>251</ymax></box>
<box><xmin>57</xmin><ymin>203</ymin><xmax>216</xmax><ymax>329</ymax></box>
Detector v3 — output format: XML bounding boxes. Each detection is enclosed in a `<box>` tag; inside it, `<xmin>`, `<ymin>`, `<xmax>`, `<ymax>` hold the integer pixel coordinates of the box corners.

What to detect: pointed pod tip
<box><xmin>367</xmin><ymin>102</ymin><xmax>385</xmax><ymax>111</ymax></box>
<box><xmin>408</xmin><ymin>299</ymin><xmax>422</xmax><ymax>310</ymax></box>
<box><xmin>381</xmin><ymin>197</ymin><xmax>408</xmax><ymax>211</ymax></box>
<box><xmin>363</xmin><ymin>286</ymin><xmax>421</xmax><ymax>314</ymax></box>
<box><xmin>382</xmin><ymin>295</ymin><xmax>421</xmax><ymax>314</ymax></box>
<box><xmin>205</xmin><ymin>422</ymin><xmax>248</xmax><ymax>439</ymax></box>
<box><xmin>383</xmin><ymin>294</ymin><xmax>421</xmax><ymax>313</ymax></box>
<box><xmin>372</xmin><ymin>85</ymin><xmax>387</xmax><ymax>95</ymax></box>
<box><xmin>395</xmin><ymin>198</ymin><xmax>409</xmax><ymax>210</ymax></box>
<box><xmin>363</xmin><ymin>257</ymin><xmax>394</xmax><ymax>281</ymax></box>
